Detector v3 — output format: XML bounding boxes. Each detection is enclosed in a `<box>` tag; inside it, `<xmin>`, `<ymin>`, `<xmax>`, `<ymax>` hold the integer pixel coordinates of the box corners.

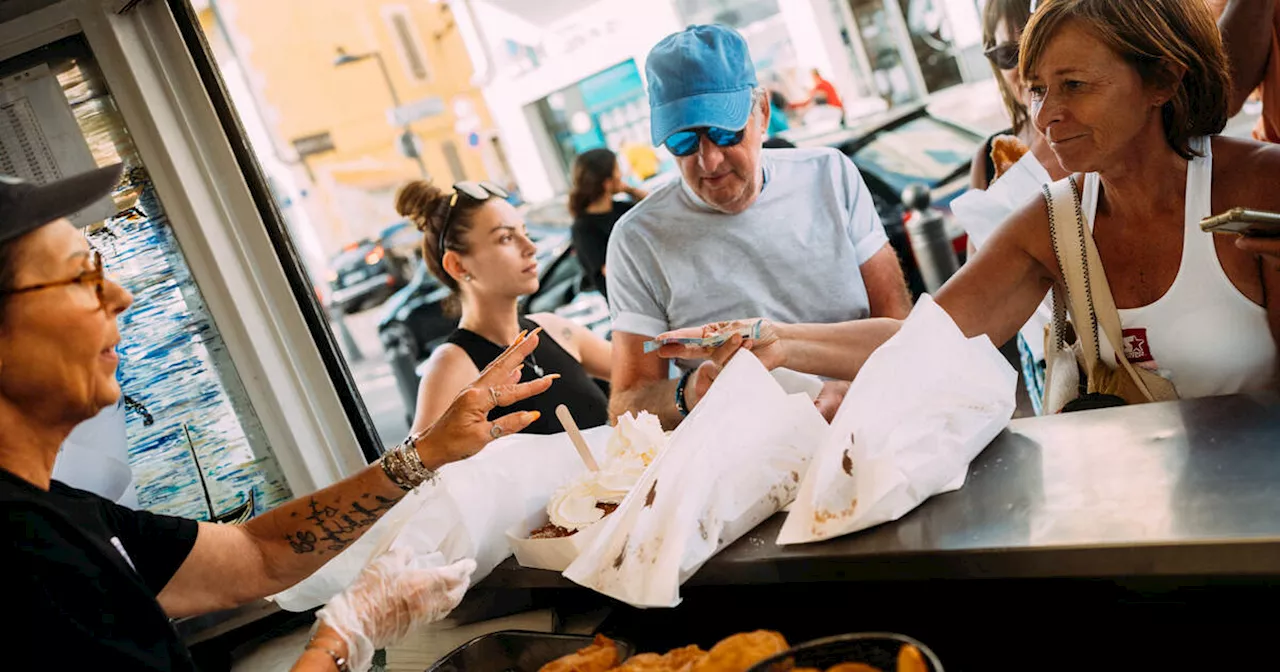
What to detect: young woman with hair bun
<box><xmin>397</xmin><ymin>179</ymin><xmax>612</xmax><ymax>435</ymax></box>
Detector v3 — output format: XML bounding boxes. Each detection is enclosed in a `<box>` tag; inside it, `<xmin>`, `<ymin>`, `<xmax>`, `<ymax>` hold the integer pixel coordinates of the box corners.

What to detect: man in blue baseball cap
<box><xmin>605</xmin><ymin>24</ymin><xmax>911</xmax><ymax>428</ymax></box>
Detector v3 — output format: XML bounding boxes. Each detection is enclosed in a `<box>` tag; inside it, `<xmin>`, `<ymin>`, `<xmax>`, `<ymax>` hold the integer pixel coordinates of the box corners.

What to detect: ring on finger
<box><xmin>490</xmin><ymin>425</ymin><xmax>504</xmax><ymax>439</ymax></box>
<box><xmin>489</xmin><ymin>387</ymin><xmax>500</xmax><ymax>406</ymax></box>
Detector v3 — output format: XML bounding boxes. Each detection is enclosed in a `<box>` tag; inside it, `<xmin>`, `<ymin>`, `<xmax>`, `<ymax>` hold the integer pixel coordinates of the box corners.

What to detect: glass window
<box><xmin>1</xmin><ymin>35</ymin><xmax>291</xmax><ymax>519</ymax></box>
<box><xmin>384</xmin><ymin>6</ymin><xmax>432</xmax><ymax>82</ymax></box>
<box><xmin>851</xmin><ymin>115</ymin><xmax>980</xmax><ymax>192</ymax></box>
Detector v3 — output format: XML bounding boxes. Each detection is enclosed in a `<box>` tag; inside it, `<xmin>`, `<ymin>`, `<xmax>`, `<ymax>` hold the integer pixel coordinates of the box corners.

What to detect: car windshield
<box><xmin>852</xmin><ymin>117</ymin><xmax>979</xmax><ymax>194</ymax></box>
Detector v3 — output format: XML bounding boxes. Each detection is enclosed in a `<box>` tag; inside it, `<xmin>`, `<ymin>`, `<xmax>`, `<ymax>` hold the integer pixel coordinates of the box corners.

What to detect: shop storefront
<box><xmin>530</xmin><ymin>59</ymin><xmax>657</xmax><ymax>182</ymax></box>
<box><xmin>457</xmin><ymin>0</ymin><xmax>987</xmax><ymax>203</ymax></box>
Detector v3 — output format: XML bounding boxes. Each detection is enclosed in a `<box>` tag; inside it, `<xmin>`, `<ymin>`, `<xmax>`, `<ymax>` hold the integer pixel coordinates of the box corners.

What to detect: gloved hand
<box><xmin>315</xmin><ymin>548</ymin><xmax>476</xmax><ymax>671</ymax></box>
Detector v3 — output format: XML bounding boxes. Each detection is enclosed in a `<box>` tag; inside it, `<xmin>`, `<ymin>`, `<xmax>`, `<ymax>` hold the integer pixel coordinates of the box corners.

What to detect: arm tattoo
<box><xmin>284</xmin><ymin>493</ymin><xmax>398</xmax><ymax>555</ymax></box>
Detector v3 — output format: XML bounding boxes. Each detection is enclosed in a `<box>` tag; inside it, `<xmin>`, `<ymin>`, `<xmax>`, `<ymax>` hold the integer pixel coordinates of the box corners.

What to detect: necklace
<box><xmin>526</xmin><ymin>351</ymin><xmax>545</xmax><ymax>377</ymax></box>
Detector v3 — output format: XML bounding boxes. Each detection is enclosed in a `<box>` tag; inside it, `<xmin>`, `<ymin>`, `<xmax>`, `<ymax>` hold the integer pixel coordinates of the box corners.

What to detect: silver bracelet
<box><xmin>379</xmin><ymin>431</ymin><xmax>438</xmax><ymax>491</ymax></box>
<box><xmin>305</xmin><ymin>632</ymin><xmax>350</xmax><ymax>672</ymax></box>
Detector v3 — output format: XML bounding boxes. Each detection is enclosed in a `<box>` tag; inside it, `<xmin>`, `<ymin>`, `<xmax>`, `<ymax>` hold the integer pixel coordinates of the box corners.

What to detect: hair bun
<box><xmin>395</xmin><ymin>180</ymin><xmax>447</xmax><ymax>231</ymax></box>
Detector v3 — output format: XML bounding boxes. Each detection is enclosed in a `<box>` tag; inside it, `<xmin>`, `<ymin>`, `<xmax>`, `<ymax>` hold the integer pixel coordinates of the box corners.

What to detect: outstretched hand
<box><xmin>414</xmin><ymin>328</ymin><xmax>558</xmax><ymax>469</ymax></box>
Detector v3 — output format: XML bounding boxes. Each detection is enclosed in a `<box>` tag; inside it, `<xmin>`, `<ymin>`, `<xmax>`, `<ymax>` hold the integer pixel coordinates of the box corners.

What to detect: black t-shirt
<box><xmin>446</xmin><ymin>317</ymin><xmax>609</xmax><ymax>434</ymax></box>
<box><xmin>2</xmin><ymin>467</ymin><xmax>200</xmax><ymax>670</ymax></box>
<box><xmin>571</xmin><ymin>200</ymin><xmax>635</xmax><ymax>299</ymax></box>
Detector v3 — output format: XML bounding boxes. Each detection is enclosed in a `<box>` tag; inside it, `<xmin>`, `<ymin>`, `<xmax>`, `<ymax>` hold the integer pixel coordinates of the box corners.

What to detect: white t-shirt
<box><xmin>605</xmin><ymin>147</ymin><xmax>890</xmax><ymax>339</ymax></box>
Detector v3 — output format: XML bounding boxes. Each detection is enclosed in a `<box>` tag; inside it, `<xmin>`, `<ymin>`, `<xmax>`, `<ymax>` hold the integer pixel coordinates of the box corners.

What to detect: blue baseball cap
<box><xmin>645</xmin><ymin>24</ymin><xmax>758</xmax><ymax>147</ymax></box>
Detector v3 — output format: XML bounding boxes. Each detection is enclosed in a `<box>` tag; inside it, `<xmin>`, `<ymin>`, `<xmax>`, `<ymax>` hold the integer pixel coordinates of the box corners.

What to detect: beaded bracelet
<box><xmin>674</xmin><ymin>367</ymin><xmax>696</xmax><ymax>417</ymax></box>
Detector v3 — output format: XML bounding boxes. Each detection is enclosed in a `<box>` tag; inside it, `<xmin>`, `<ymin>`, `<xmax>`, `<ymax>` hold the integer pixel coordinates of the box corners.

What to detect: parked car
<box><xmin>377</xmin><ymin>219</ymin><xmax>423</xmax><ymax>262</ymax></box>
<box><xmin>376</xmin><ymin>225</ymin><xmax>607</xmax><ymax>362</ymax></box>
<box><xmin>785</xmin><ymin>103</ymin><xmax>983</xmax><ymax>298</ymax></box>
<box><xmin>327</xmin><ymin>239</ymin><xmax>413</xmax><ymax>314</ymax></box>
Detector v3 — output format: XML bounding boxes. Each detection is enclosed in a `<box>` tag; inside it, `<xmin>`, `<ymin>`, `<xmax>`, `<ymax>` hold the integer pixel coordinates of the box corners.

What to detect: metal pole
<box><xmin>372</xmin><ymin>53</ymin><xmax>429</xmax><ymax>178</ymax></box>
<box><xmin>332</xmin><ymin>305</ymin><xmax>365</xmax><ymax>363</ymax></box>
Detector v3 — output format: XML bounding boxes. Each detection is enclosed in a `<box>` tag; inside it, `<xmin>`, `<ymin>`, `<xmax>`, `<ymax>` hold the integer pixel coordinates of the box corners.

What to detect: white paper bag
<box><xmin>777</xmin><ymin>295</ymin><xmax>1016</xmax><ymax>545</ymax></box>
<box><xmin>272</xmin><ymin>427</ymin><xmax>612</xmax><ymax>612</ymax></box>
<box><xmin>563</xmin><ymin>352</ymin><xmax>828</xmax><ymax>608</ymax></box>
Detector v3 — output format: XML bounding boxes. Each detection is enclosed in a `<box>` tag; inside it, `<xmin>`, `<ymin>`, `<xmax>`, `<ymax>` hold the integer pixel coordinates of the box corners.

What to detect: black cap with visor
<box><xmin>0</xmin><ymin>164</ymin><xmax>123</xmax><ymax>246</ymax></box>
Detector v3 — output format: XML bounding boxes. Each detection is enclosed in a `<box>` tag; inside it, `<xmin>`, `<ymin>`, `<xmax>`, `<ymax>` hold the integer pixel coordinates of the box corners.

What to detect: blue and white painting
<box><xmin>95</xmin><ymin>173</ymin><xmax>292</xmax><ymax>519</ymax></box>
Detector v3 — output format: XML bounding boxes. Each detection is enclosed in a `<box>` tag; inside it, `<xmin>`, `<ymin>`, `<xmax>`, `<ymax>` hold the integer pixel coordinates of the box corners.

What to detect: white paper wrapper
<box><xmin>563</xmin><ymin>351</ymin><xmax>828</xmax><ymax>608</ymax></box>
<box><xmin>271</xmin><ymin>426</ymin><xmax>613</xmax><ymax>612</ymax></box>
<box><xmin>506</xmin><ymin>511</ymin><xmax>609</xmax><ymax>572</ymax></box>
<box><xmin>777</xmin><ymin>295</ymin><xmax>1017</xmax><ymax>545</ymax></box>
<box><xmin>950</xmin><ymin>150</ymin><xmax>1054</xmax><ymax>362</ymax></box>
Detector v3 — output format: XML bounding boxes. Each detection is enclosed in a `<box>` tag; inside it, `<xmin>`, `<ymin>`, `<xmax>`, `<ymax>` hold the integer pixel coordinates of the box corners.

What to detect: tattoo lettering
<box><xmin>285</xmin><ymin>530</ymin><xmax>317</xmax><ymax>553</ymax></box>
<box><xmin>284</xmin><ymin>493</ymin><xmax>399</xmax><ymax>555</ymax></box>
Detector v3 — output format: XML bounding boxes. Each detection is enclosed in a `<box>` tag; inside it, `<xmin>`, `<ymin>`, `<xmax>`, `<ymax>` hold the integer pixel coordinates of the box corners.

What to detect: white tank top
<box><xmin>1080</xmin><ymin>137</ymin><xmax>1277</xmax><ymax>398</ymax></box>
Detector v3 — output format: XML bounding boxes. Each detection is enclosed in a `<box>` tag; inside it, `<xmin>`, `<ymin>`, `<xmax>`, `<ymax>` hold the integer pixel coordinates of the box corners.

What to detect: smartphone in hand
<box><xmin>1200</xmin><ymin>208</ymin><xmax>1280</xmax><ymax>237</ymax></box>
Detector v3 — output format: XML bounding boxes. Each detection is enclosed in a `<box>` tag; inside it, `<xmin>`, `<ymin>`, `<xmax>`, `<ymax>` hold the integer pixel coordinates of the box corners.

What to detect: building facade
<box><xmin>450</xmin><ymin>0</ymin><xmax>988</xmax><ymax>204</ymax></box>
<box><xmin>196</xmin><ymin>0</ymin><xmax>512</xmax><ymax>267</ymax></box>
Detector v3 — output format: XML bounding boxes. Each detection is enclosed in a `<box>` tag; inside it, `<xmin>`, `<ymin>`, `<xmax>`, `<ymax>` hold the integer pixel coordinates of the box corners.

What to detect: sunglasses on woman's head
<box><xmin>664</xmin><ymin>126</ymin><xmax>747</xmax><ymax>157</ymax></box>
<box><xmin>438</xmin><ymin>180</ymin><xmax>509</xmax><ymax>263</ymax></box>
<box><xmin>984</xmin><ymin>42</ymin><xmax>1019</xmax><ymax>71</ymax></box>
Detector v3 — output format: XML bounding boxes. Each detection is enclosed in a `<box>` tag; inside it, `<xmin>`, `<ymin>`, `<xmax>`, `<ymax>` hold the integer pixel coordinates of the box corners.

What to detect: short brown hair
<box><xmin>1019</xmin><ymin>0</ymin><xmax>1231</xmax><ymax>160</ymax></box>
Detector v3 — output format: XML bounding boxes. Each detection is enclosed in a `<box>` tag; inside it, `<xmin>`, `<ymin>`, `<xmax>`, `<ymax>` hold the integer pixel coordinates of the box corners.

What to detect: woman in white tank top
<box><xmin>645</xmin><ymin>0</ymin><xmax>1280</xmax><ymax>407</ymax></box>
<box><xmin>1081</xmin><ymin>138</ymin><xmax>1276</xmax><ymax>397</ymax></box>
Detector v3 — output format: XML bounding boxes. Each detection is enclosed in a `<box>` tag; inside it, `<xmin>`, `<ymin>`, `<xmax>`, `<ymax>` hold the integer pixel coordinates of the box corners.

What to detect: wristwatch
<box><xmin>675</xmin><ymin>367</ymin><xmax>696</xmax><ymax>417</ymax></box>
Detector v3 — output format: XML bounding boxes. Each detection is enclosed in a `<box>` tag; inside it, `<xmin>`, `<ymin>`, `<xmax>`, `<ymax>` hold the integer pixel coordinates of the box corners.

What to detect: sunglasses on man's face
<box><xmin>984</xmin><ymin>42</ymin><xmax>1019</xmax><ymax>71</ymax></box>
<box><xmin>438</xmin><ymin>181</ymin><xmax>509</xmax><ymax>262</ymax></box>
<box><xmin>665</xmin><ymin>127</ymin><xmax>747</xmax><ymax>158</ymax></box>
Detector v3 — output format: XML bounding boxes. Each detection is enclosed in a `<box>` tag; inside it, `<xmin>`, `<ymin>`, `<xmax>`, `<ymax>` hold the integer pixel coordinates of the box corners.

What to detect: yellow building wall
<box><xmin>202</xmin><ymin>0</ymin><xmax>496</xmax><ymax>248</ymax></box>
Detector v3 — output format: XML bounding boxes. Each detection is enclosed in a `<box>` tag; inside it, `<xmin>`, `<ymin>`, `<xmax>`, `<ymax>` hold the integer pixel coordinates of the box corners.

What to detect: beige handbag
<box><xmin>1041</xmin><ymin>177</ymin><xmax>1179</xmax><ymax>414</ymax></box>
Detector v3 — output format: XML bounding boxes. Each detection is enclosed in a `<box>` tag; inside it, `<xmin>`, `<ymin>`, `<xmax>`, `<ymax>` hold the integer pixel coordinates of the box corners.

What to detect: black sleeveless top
<box><xmin>445</xmin><ymin>317</ymin><xmax>609</xmax><ymax>434</ymax></box>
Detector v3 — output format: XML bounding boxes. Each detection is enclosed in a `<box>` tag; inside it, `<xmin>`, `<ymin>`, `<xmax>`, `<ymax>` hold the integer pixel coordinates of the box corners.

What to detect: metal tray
<box><xmin>426</xmin><ymin>630</ymin><xmax>634</xmax><ymax>672</ymax></box>
<box><xmin>745</xmin><ymin>632</ymin><xmax>944</xmax><ymax>672</ymax></box>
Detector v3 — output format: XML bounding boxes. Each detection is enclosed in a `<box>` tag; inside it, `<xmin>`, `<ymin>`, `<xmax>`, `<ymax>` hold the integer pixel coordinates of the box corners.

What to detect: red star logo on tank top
<box><xmin>1122</xmin><ymin>328</ymin><xmax>1156</xmax><ymax>365</ymax></box>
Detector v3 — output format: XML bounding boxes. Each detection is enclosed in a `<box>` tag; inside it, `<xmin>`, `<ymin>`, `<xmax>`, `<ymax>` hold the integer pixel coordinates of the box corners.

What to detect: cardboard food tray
<box><xmin>506</xmin><ymin>510</ymin><xmax>608</xmax><ymax>572</ymax></box>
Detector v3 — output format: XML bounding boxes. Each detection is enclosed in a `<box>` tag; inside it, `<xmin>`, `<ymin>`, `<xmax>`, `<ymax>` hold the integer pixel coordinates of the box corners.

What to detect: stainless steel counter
<box><xmin>483</xmin><ymin>392</ymin><xmax>1280</xmax><ymax>589</ymax></box>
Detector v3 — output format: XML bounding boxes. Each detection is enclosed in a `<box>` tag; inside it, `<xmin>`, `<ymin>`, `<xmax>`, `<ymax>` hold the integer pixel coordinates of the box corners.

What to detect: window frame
<box><xmin>381</xmin><ymin>4</ymin><xmax>432</xmax><ymax>83</ymax></box>
<box><xmin>0</xmin><ymin>0</ymin><xmax>382</xmax><ymax>494</ymax></box>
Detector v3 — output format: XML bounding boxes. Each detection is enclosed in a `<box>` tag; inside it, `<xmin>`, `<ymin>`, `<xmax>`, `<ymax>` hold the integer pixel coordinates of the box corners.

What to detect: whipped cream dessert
<box><xmin>531</xmin><ymin>411</ymin><xmax>668</xmax><ymax>539</ymax></box>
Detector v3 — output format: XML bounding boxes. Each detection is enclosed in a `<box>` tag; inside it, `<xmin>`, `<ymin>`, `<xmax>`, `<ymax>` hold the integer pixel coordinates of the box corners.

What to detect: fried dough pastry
<box><xmin>989</xmin><ymin>134</ymin><xmax>1030</xmax><ymax>181</ymax></box>
<box><xmin>689</xmin><ymin>631</ymin><xmax>790</xmax><ymax>672</ymax></box>
<box><xmin>896</xmin><ymin>644</ymin><xmax>927</xmax><ymax>672</ymax></box>
<box><xmin>613</xmin><ymin>645</ymin><xmax>708</xmax><ymax>672</ymax></box>
<box><xmin>824</xmin><ymin>664</ymin><xmax>883</xmax><ymax>672</ymax></box>
<box><xmin>540</xmin><ymin>634</ymin><xmax>620</xmax><ymax>672</ymax></box>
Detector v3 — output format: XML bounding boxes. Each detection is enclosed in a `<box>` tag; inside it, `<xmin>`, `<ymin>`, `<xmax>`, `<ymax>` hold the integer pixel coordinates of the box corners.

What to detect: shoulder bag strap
<box><xmin>1066</xmin><ymin>178</ymin><xmax>1158</xmax><ymax>402</ymax></box>
<box><xmin>1043</xmin><ymin>177</ymin><xmax>1102</xmax><ymax>390</ymax></box>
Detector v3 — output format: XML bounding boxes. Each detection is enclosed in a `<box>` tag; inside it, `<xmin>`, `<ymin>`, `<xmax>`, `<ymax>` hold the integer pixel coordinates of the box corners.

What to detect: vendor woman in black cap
<box><xmin>0</xmin><ymin>165</ymin><xmax>555</xmax><ymax>670</ymax></box>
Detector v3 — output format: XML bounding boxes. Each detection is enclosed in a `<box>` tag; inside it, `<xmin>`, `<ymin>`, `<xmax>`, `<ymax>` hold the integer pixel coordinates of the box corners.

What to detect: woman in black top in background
<box><xmin>398</xmin><ymin>179</ymin><xmax>612</xmax><ymax>434</ymax></box>
<box><xmin>569</xmin><ymin>148</ymin><xmax>648</xmax><ymax>300</ymax></box>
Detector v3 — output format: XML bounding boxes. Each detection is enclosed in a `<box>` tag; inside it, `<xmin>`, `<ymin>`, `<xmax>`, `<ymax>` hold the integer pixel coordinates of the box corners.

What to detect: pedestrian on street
<box><xmin>790</xmin><ymin>68</ymin><xmax>847</xmax><ymax>127</ymax></box>
<box><xmin>397</xmin><ymin>179</ymin><xmax>612</xmax><ymax>436</ymax></box>
<box><xmin>569</xmin><ymin>148</ymin><xmax>648</xmax><ymax>301</ymax></box>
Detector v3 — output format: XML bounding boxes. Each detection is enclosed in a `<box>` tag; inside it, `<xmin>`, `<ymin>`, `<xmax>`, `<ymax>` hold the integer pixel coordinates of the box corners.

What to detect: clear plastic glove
<box><xmin>315</xmin><ymin>548</ymin><xmax>476</xmax><ymax>671</ymax></box>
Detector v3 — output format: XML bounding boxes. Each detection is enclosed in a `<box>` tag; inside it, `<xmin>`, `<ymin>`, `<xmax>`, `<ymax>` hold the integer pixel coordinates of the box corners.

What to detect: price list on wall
<box><xmin>1</xmin><ymin>96</ymin><xmax>61</xmax><ymax>183</ymax></box>
<box><xmin>0</xmin><ymin>64</ymin><xmax>113</xmax><ymax>224</ymax></box>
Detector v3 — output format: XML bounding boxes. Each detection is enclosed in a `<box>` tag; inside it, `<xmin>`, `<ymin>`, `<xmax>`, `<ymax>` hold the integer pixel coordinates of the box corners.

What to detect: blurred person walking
<box><xmin>569</xmin><ymin>148</ymin><xmax>649</xmax><ymax>301</ymax></box>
